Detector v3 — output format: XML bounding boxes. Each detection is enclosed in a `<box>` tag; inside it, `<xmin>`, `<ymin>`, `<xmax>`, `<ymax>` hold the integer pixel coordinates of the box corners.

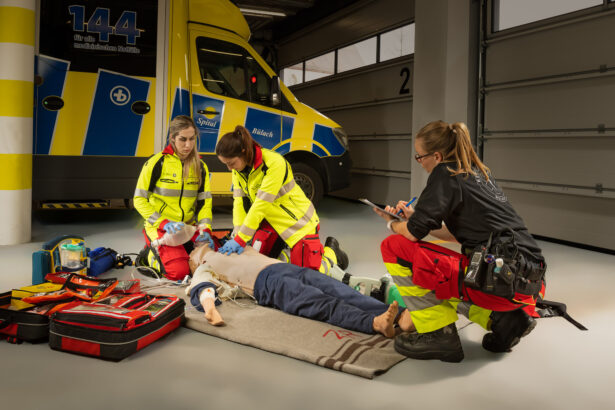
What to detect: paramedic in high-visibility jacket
<box><xmin>214</xmin><ymin>125</ymin><xmax>347</xmax><ymax>274</ymax></box>
<box><xmin>133</xmin><ymin>115</ymin><xmax>214</xmax><ymax>280</ymax></box>
<box><xmin>373</xmin><ymin>120</ymin><xmax>547</xmax><ymax>363</ymax></box>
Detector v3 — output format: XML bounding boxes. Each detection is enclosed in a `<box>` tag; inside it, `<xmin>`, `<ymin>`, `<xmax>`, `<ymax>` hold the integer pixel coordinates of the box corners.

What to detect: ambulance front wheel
<box><xmin>292</xmin><ymin>162</ymin><xmax>323</xmax><ymax>207</ymax></box>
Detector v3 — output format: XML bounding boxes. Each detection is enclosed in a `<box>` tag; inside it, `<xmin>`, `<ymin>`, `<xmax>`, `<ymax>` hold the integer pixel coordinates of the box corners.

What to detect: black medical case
<box><xmin>0</xmin><ymin>291</ymin><xmax>51</xmax><ymax>344</ymax></box>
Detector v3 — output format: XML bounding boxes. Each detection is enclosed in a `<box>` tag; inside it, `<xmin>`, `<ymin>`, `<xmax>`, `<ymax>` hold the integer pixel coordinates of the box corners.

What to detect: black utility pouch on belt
<box><xmin>464</xmin><ymin>228</ymin><xmax>546</xmax><ymax>300</ymax></box>
<box><xmin>463</xmin><ymin>233</ymin><xmax>492</xmax><ymax>289</ymax></box>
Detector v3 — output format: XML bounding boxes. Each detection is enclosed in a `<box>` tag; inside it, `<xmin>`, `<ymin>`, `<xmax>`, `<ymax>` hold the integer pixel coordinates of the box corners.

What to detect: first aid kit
<box><xmin>1</xmin><ymin>272</ymin><xmax>143</xmax><ymax>345</ymax></box>
<box><xmin>49</xmin><ymin>293</ymin><xmax>185</xmax><ymax>361</ymax></box>
<box><xmin>0</xmin><ymin>292</ymin><xmax>52</xmax><ymax>344</ymax></box>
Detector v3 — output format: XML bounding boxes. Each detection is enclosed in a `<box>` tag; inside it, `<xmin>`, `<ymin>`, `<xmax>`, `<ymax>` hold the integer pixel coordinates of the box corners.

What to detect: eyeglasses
<box><xmin>414</xmin><ymin>152</ymin><xmax>434</xmax><ymax>162</ymax></box>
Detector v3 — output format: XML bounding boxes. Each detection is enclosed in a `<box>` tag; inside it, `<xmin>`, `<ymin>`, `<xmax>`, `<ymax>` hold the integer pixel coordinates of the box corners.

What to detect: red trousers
<box><xmin>143</xmin><ymin>229</ymin><xmax>199</xmax><ymax>281</ymax></box>
<box><xmin>380</xmin><ymin>235</ymin><xmax>541</xmax><ymax>314</ymax></box>
<box><xmin>252</xmin><ymin>220</ymin><xmax>324</xmax><ymax>270</ymax></box>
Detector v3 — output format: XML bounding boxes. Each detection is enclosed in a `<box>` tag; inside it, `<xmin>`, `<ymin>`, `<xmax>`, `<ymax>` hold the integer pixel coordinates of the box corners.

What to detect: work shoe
<box><xmin>394</xmin><ymin>323</ymin><xmax>464</xmax><ymax>363</ymax></box>
<box><xmin>135</xmin><ymin>247</ymin><xmax>149</xmax><ymax>268</ymax></box>
<box><xmin>324</xmin><ymin>236</ymin><xmax>349</xmax><ymax>270</ymax></box>
<box><xmin>482</xmin><ymin>309</ymin><xmax>537</xmax><ymax>353</ymax></box>
<box><xmin>135</xmin><ymin>247</ymin><xmax>162</xmax><ymax>279</ymax></box>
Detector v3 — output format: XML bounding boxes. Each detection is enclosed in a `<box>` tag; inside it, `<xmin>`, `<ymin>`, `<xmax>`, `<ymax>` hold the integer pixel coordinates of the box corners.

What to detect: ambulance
<box><xmin>34</xmin><ymin>0</ymin><xmax>351</xmax><ymax>208</ymax></box>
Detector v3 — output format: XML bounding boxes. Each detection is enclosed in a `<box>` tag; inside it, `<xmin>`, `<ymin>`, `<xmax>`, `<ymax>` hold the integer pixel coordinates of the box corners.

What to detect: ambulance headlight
<box><xmin>333</xmin><ymin>127</ymin><xmax>349</xmax><ymax>150</ymax></box>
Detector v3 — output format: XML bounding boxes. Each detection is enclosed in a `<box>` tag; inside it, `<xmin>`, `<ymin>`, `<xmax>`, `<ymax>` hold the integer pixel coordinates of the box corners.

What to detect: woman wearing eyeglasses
<box><xmin>372</xmin><ymin>120</ymin><xmax>546</xmax><ymax>363</ymax></box>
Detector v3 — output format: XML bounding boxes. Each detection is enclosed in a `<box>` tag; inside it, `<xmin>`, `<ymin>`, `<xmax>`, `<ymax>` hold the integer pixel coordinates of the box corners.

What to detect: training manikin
<box><xmin>185</xmin><ymin>244</ymin><xmax>413</xmax><ymax>338</ymax></box>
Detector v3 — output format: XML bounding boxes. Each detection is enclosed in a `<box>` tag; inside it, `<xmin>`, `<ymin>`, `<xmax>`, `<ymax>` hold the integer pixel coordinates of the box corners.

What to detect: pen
<box><xmin>396</xmin><ymin>196</ymin><xmax>417</xmax><ymax>216</ymax></box>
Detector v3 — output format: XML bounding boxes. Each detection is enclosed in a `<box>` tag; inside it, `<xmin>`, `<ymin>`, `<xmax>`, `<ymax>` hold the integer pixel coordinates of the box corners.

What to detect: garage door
<box><xmin>480</xmin><ymin>0</ymin><xmax>615</xmax><ymax>250</ymax></box>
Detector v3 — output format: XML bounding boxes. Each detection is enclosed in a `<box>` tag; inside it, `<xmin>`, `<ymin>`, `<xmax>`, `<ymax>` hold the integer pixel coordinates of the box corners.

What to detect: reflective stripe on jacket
<box><xmin>134</xmin><ymin>144</ymin><xmax>212</xmax><ymax>233</ymax></box>
<box><xmin>232</xmin><ymin>146</ymin><xmax>318</xmax><ymax>248</ymax></box>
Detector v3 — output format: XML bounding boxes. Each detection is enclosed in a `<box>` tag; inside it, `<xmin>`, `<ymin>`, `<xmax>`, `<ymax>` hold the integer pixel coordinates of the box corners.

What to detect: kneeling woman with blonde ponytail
<box><xmin>373</xmin><ymin>120</ymin><xmax>547</xmax><ymax>363</ymax></box>
<box><xmin>134</xmin><ymin>115</ymin><xmax>214</xmax><ymax>280</ymax></box>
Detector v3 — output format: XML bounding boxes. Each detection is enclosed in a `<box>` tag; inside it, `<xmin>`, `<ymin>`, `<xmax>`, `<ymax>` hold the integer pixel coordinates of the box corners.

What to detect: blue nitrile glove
<box><xmin>163</xmin><ymin>221</ymin><xmax>185</xmax><ymax>234</ymax></box>
<box><xmin>195</xmin><ymin>231</ymin><xmax>215</xmax><ymax>249</ymax></box>
<box><xmin>217</xmin><ymin>238</ymin><xmax>244</xmax><ymax>255</ymax></box>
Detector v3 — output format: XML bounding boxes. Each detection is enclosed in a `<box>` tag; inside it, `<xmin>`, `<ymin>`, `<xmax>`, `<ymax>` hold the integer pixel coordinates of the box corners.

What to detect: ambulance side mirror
<box><xmin>270</xmin><ymin>76</ymin><xmax>281</xmax><ymax>107</ymax></box>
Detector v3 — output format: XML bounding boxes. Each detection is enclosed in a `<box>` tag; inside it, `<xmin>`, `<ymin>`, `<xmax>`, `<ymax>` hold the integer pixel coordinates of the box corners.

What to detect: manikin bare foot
<box><xmin>202</xmin><ymin>298</ymin><xmax>225</xmax><ymax>326</ymax></box>
<box><xmin>397</xmin><ymin>309</ymin><xmax>415</xmax><ymax>333</ymax></box>
<box><xmin>373</xmin><ymin>301</ymin><xmax>399</xmax><ymax>338</ymax></box>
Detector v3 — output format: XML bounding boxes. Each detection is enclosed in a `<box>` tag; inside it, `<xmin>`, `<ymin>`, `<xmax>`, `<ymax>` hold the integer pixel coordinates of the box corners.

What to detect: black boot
<box><xmin>135</xmin><ymin>247</ymin><xmax>163</xmax><ymax>279</ymax></box>
<box><xmin>394</xmin><ymin>323</ymin><xmax>464</xmax><ymax>363</ymax></box>
<box><xmin>482</xmin><ymin>309</ymin><xmax>536</xmax><ymax>353</ymax></box>
<box><xmin>324</xmin><ymin>236</ymin><xmax>349</xmax><ymax>270</ymax></box>
<box><xmin>135</xmin><ymin>247</ymin><xmax>149</xmax><ymax>267</ymax></box>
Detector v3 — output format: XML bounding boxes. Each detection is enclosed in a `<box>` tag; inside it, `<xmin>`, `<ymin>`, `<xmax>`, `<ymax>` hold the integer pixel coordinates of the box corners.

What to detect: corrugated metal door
<box><xmin>480</xmin><ymin>1</ymin><xmax>615</xmax><ymax>250</ymax></box>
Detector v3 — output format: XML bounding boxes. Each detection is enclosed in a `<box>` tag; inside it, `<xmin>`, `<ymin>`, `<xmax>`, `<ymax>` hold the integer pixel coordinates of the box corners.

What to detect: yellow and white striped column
<box><xmin>0</xmin><ymin>0</ymin><xmax>35</xmax><ymax>244</ymax></box>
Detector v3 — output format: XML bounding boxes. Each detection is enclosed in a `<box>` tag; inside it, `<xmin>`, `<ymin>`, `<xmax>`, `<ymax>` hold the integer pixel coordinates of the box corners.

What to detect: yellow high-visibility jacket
<box><xmin>134</xmin><ymin>145</ymin><xmax>212</xmax><ymax>238</ymax></box>
<box><xmin>232</xmin><ymin>146</ymin><xmax>318</xmax><ymax>248</ymax></box>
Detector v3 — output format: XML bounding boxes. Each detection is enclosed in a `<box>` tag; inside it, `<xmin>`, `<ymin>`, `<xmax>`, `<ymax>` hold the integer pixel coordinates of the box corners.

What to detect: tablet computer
<box><xmin>358</xmin><ymin>198</ymin><xmax>403</xmax><ymax>220</ymax></box>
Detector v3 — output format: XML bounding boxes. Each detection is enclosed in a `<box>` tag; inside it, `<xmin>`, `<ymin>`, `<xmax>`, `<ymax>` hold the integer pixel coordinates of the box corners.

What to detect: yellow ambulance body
<box><xmin>34</xmin><ymin>0</ymin><xmax>350</xmax><ymax>207</ymax></box>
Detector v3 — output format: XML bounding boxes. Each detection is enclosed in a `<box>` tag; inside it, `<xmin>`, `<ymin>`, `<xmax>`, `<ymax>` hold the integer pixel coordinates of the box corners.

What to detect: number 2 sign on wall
<box><xmin>399</xmin><ymin>67</ymin><xmax>410</xmax><ymax>95</ymax></box>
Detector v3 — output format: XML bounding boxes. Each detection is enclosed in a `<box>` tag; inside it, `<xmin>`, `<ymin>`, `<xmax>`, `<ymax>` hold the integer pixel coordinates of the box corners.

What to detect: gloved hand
<box><xmin>163</xmin><ymin>221</ymin><xmax>185</xmax><ymax>234</ymax></box>
<box><xmin>217</xmin><ymin>238</ymin><xmax>244</xmax><ymax>255</ymax></box>
<box><xmin>195</xmin><ymin>231</ymin><xmax>215</xmax><ymax>249</ymax></box>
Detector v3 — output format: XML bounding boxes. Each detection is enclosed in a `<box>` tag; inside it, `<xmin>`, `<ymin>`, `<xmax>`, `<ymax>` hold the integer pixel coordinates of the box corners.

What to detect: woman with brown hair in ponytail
<box><xmin>134</xmin><ymin>115</ymin><xmax>213</xmax><ymax>280</ymax></box>
<box><xmin>373</xmin><ymin>120</ymin><xmax>547</xmax><ymax>363</ymax></box>
<box><xmin>215</xmin><ymin>125</ymin><xmax>348</xmax><ymax>274</ymax></box>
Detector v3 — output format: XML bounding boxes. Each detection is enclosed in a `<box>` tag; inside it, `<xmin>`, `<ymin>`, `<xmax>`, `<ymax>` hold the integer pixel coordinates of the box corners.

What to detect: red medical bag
<box><xmin>49</xmin><ymin>293</ymin><xmax>185</xmax><ymax>361</ymax></box>
<box><xmin>0</xmin><ymin>292</ymin><xmax>51</xmax><ymax>344</ymax></box>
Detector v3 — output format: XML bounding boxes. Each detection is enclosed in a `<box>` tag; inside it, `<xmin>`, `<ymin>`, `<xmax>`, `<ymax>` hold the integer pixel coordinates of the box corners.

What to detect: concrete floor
<box><xmin>1</xmin><ymin>197</ymin><xmax>613</xmax><ymax>410</ymax></box>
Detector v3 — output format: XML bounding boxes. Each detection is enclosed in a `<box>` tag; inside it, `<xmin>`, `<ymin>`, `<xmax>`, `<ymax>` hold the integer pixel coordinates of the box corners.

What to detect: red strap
<box><xmin>234</xmin><ymin>236</ymin><xmax>247</xmax><ymax>247</ymax></box>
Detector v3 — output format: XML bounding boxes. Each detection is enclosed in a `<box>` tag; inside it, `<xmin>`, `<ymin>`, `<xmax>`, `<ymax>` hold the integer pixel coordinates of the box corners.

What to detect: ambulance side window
<box><xmin>197</xmin><ymin>37</ymin><xmax>246</xmax><ymax>100</ymax></box>
<box><xmin>196</xmin><ymin>37</ymin><xmax>272</xmax><ymax>108</ymax></box>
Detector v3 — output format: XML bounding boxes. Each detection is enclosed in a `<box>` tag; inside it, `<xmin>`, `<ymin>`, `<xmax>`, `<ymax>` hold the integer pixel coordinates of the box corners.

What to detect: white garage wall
<box><xmin>277</xmin><ymin>0</ymin><xmax>414</xmax><ymax>205</ymax></box>
<box><xmin>277</xmin><ymin>0</ymin><xmax>414</xmax><ymax>68</ymax></box>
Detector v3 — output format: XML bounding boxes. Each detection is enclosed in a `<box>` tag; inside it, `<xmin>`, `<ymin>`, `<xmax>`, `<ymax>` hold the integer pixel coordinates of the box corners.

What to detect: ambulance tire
<box><xmin>292</xmin><ymin>162</ymin><xmax>323</xmax><ymax>207</ymax></box>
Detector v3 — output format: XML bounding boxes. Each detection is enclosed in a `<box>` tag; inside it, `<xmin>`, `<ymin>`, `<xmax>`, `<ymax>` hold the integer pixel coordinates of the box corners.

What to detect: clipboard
<box><xmin>358</xmin><ymin>198</ymin><xmax>403</xmax><ymax>220</ymax></box>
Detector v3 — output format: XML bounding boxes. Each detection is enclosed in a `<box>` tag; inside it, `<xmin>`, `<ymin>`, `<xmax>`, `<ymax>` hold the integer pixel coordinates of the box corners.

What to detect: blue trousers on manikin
<box><xmin>253</xmin><ymin>263</ymin><xmax>389</xmax><ymax>334</ymax></box>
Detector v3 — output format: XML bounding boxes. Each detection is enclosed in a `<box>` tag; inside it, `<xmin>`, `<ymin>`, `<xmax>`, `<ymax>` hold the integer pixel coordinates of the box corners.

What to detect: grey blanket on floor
<box><xmin>147</xmin><ymin>284</ymin><xmax>406</xmax><ymax>379</ymax></box>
